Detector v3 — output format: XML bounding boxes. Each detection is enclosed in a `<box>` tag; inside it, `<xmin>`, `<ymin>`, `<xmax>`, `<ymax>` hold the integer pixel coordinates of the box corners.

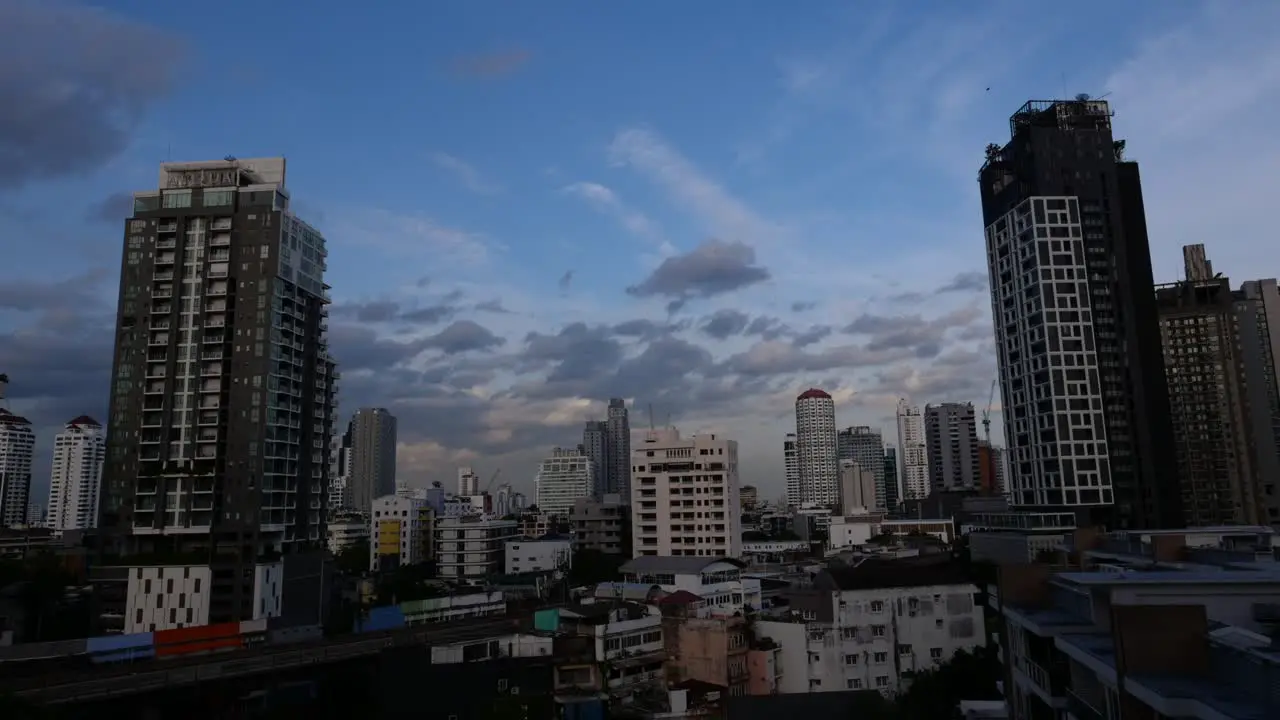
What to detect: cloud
<box><xmin>449</xmin><ymin>49</ymin><xmax>531</xmax><ymax>78</ymax></box>
<box><xmin>558</xmin><ymin>270</ymin><xmax>574</xmax><ymax>292</ymax></box>
<box><xmin>432</xmin><ymin>152</ymin><xmax>501</xmax><ymax>194</ymax></box>
<box><xmin>420</xmin><ymin>320</ymin><xmax>506</xmax><ymax>355</ymax></box>
<box><xmin>626</xmin><ymin>240</ymin><xmax>770</xmax><ymax>301</ymax></box>
<box><xmin>0</xmin><ymin>268</ymin><xmax>110</xmax><ymax>313</ymax></box>
<box><xmin>336</xmin><ymin>208</ymin><xmax>490</xmax><ymax>265</ymax></box>
<box><xmin>700</xmin><ymin>309</ymin><xmax>750</xmax><ymax>340</ymax></box>
<box><xmin>937</xmin><ymin>270</ymin><xmax>987</xmax><ymax>294</ymax></box>
<box><xmin>330</xmin><ymin>295</ymin><xmax>461</xmax><ymax>326</ymax></box>
<box><xmin>84</xmin><ymin>192</ymin><xmax>134</xmax><ymax>224</ymax></box>
<box><xmin>474</xmin><ymin>299</ymin><xmax>513</xmax><ymax>315</ymax></box>
<box><xmin>0</xmin><ymin>1</ymin><xmax>181</xmax><ymax>189</ymax></box>
<box><xmin>790</xmin><ymin>301</ymin><xmax>817</xmax><ymax>312</ymax></box>
<box><xmin>843</xmin><ymin>307</ymin><xmax>984</xmax><ymax>359</ymax></box>
<box><xmin>563</xmin><ymin>181</ymin><xmax>669</xmax><ymax>250</ymax></box>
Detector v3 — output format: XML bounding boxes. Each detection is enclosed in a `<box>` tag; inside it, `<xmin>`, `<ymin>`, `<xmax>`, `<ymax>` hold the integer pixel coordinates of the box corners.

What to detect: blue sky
<box><xmin>2</xmin><ymin>0</ymin><xmax>1279</xmax><ymax>500</ymax></box>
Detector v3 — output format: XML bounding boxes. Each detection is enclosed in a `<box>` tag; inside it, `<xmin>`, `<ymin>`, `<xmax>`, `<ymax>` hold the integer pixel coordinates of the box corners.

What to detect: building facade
<box><xmin>348</xmin><ymin>408</ymin><xmax>397</xmax><ymax>515</ymax></box>
<box><xmin>783</xmin><ymin>432</ymin><xmax>800</xmax><ymax>508</ymax></box>
<box><xmin>435</xmin><ymin>517</ymin><xmax>519</xmax><ymax>583</ymax></box>
<box><xmin>46</xmin><ymin>416</ymin><xmax>106</xmax><ymax>534</ymax></box>
<box><xmin>580</xmin><ymin>420</ymin><xmax>608</xmax><ymax>496</ymax></box>
<box><xmin>631</xmin><ymin>428</ymin><xmax>742</xmax><ymax>559</ymax></box>
<box><xmin>924</xmin><ymin>403</ymin><xmax>981</xmax><ymax>493</ymax></box>
<box><xmin>369</xmin><ymin>494</ymin><xmax>435</xmax><ymax>573</ymax></box>
<box><xmin>504</xmin><ymin>536</ymin><xmax>572</xmax><ymax>575</ymax></box>
<box><xmin>882</xmin><ymin>445</ymin><xmax>900</xmax><ymax>511</ymax></box>
<box><xmin>535</xmin><ymin>447</ymin><xmax>594</xmax><ymax>517</ymax></box>
<box><xmin>837</xmin><ymin>426</ymin><xmax>886</xmax><ymax>510</ymax></box>
<box><xmin>838</xmin><ymin>460</ymin><xmax>877</xmax><ymax>515</ymax></box>
<box><xmin>605</xmin><ymin>398</ymin><xmax>632</xmax><ymax>498</ymax></box>
<box><xmin>795</xmin><ymin>389</ymin><xmax>839</xmax><ymax>508</ymax></box>
<box><xmin>895</xmin><ymin>399</ymin><xmax>930</xmax><ymax>501</ymax></box>
<box><xmin>979</xmin><ymin>99</ymin><xmax>1178</xmax><ymax>528</ymax></box>
<box><xmin>0</xmin><ymin>409</ymin><xmax>35</xmax><ymax>528</ymax></box>
<box><xmin>570</xmin><ymin>493</ymin><xmax>629</xmax><ymax>555</ymax></box>
<box><xmin>328</xmin><ymin>425</ymin><xmax>352</xmax><ymax>511</ymax></box>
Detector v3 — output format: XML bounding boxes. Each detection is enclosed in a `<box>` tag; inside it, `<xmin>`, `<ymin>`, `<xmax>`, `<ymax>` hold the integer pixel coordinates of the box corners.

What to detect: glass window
<box><xmin>134</xmin><ymin>195</ymin><xmax>161</xmax><ymax>212</ymax></box>
<box><xmin>162</xmin><ymin>190</ymin><xmax>192</xmax><ymax>208</ymax></box>
<box><xmin>203</xmin><ymin>189</ymin><xmax>234</xmax><ymax>207</ymax></box>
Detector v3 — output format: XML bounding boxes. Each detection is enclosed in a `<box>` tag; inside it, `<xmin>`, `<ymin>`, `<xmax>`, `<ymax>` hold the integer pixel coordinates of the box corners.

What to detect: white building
<box><xmin>760</xmin><ymin>562</ymin><xmax>985</xmax><ymax>695</ymax></box>
<box><xmin>631</xmin><ymin>427</ymin><xmax>742</xmax><ymax>559</ymax></box>
<box><xmin>619</xmin><ymin>556</ymin><xmax>762</xmax><ymax>616</ymax></box>
<box><xmin>457</xmin><ymin>466</ymin><xmax>480</xmax><ymax>496</ymax></box>
<box><xmin>505</xmin><ymin>535</ymin><xmax>573</xmax><ymax>575</ymax></box>
<box><xmin>984</xmin><ymin>196</ymin><xmax>1110</xmax><ymax>509</ymax></box>
<box><xmin>46</xmin><ymin>416</ymin><xmax>105</xmax><ymax>534</ymax></box>
<box><xmin>535</xmin><ymin>447</ymin><xmax>594</xmax><ymax>517</ymax></box>
<box><xmin>435</xmin><ymin>516</ymin><xmax>519</xmax><ymax>583</ymax></box>
<box><xmin>124</xmin><ymin>561</ymin><xmax>283</xmax><ymax>633</ymax></box>
<box><xmin>827</xmin><ymin>515</ymin><xmax>956</xmax><ymax>550</ymax></box>
<box><xmin>839</xmin><ymin>460</ymin><xmax>877</xmax><ymax>515</ymax></box>
<box><xmin>795</xmin><ymin>389</ymin><xmax>839</xmax><ymax>508</ymax></box>
<box><xmin>896</xmin><ymin>399</ymin><xmax>931</xmax><ymax>501</ymax></box>
<box><xmin>0</xmin><ymin>409</ymin><xmax>35</xmax><ymax>529</ymax></box>
<box><xmin>326</xmin><ymin>512</ymin><xmax>369</xmax><ymax>555</ymax></box>
<box><xmin>369</xmin><ymin>494</ymin><xmax>434</xmax><ymax>572</ymax></box>
<box><xmin>784</xmin><ymin>432</ymin><xmax>800</xmax><ymax>508</ymax></box>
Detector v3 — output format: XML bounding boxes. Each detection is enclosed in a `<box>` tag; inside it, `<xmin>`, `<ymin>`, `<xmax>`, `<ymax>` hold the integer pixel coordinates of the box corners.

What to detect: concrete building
<box><xmin>964</xmin><ymin>511</ymin><xmax>1077</xmax><ymax>564</ymax></box>
<box><xmin>619</xmin><ymin>556</ymin><xmax>762</xmax><ymax>616</ymax></box>
<box><xmin>980</xmin><ymin>98</ymin><xmax>1178</xmax><ymax>528</ymax></box>
<box><xmin>457</xmin><ymin>466</ymin><xmax>480</xmax><ymax>497</ymax></box>
<box><xmin>838</xmin><ymin>460</ymin><xmax>877</xmax><ymax>515</ymax></box>
<box><xmin>570</xmin><ymin>493</ymin><xmax>629</xmax><ymax>555</ymax></box>
<box><xmin>0</xmin><ymin>409</ymin><xmax>35</xmax><ymax>529</ymax></box>
<box><xmin>1155</xmin><ymin>244</ymin><xmax>1280</xmax><ymax>526</ymax></box>
<box><xmin>369</xmin><ymin>494</ymin><xmax>434</xmax><ymax>573</ymax></box>
<box><xmin>631</xmin><ymin>428</ymin><xmax>742</xmax><ymax>559</ymax></box>
<box><xmin>549</xmin><ymin>600</ymin><xmax>667</xmax><ymax>699</ymax></box>
<box><xmin>993</xmin><ymin>554</ymin><xmax>1280</xmax><ymax>720</ymax></box>
<box><xmin>795</xmin><ymin>390</ymin><xmax>839</xmax><ymax>508</ymax></box>
<box><xmin>435</xmin><ymin>516</ymin><xmax>519</xmax><ymax>583</ymax></box>
<box><xmin>580</xmin><ymin>420</ymin><xmax>608</xmax><ymax>496</ymax></box>
<box><xmin>783</xmin><ymin>433</ymin><xmax>800</xmax><ymax>508</ymax></box>
<box><xmin>757</xmin><ymin>560</ymin><xmax>985</xmax><ymax>695</ymax></box>
<box><xmin>504</xmin><ymin>536</ymin><xmax>572</xmax><ymax>575</ymax></box>
<box><xmin>827</xmin><ymin>515</ymin><xmax>955</xmax><ymax>551</ymax></box>
<box><xmin>97</xmin><ymin>158</ymin><xmax>337</xmax><ymax>627</ymax></box>
<box><xmin>124</xmin><ymin>560</ymin><xmax>283</xmax><ymax>633</ymax></box>
<box><xmin>659</xmin><ymin>599</ymin><xmax>751</xmax><ymax>697</ymax></box>
<box><xmin>882</xmin><ymin>445</ymin><xmax>901</xmax><ymax>512</ymax></box>
<box><xmin>837</xmin><ymin>426</ymin><xmax>886</xmax><ymax>510</ymax></box>
<box><xmin>325</xmin><ymin>511</ymin><xmax>368</xmax><ymax>556</ymax></box>
<box><xmin>328</xmin><ymin>425</ymin><xmax>352</xmax><ymax>511</ymax></box>
<box><xmin>348</xmin><ymin>408</ymin><xmax>397</xmax><ymax>515</ymax></box>
<box><xmin>895</xmin><ymin>399</ymin><xmax>930</xmax><ymax>501</ymax></box>
<box><xmin>46</xmin><ymin>416</ymin><xmax>105</xmax><ymax>534</ymax></box>
<box><xmin>535</xmin><ymin>447</ymin><xmax>594</xmax><ymax>518</ymax></box>
<box><xmin>925</xmin><ymin>403</ymin><xmax>981</xmax><ymax>493</ymax></box>
<box><xmin>740</xmin><ymin>485</ymin><xmax>758</xmax><ymax>511</ymax></box>
<box><xmin>605</xmin><ymin>398</ymin><xmax>632</xmax><ymax>498</ymax></box>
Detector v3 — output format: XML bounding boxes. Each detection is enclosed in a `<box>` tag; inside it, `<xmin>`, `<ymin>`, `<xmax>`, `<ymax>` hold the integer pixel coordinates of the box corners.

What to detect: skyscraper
<box><xmin>349</xmin><ymin>408</ymin><xmax>397</xmax><ymax>514</ymax></box>
<box><xmin>605</xmin><ymin>398</ymin><xmax>632</xmax><ymax>498</ymax></box>
<box><xmin>96</xmin><ymin>157</ymin><xmax>337</xmax><ymax>626</ymax></box>
<box><xmin>924</xmin><ymin>403</ymin><xmax>981</xmax><ymax>493</ymax></box>
<box><xmin>47</xmin><ymin>416</ymin><xmax>106</xmax><ymax>534</ymax></box>
<box><xmin>581</xmin><ymin>420</ymin><xmax>608</xmax><ymax>496</ymax></box>
<box><xmin>328</xmin><ymin>423</ymin><xmax>353</xmax><ymax>512</ymax></box>
<box><xmin>794</xmin><ymin>389</ymin><xmax>839</xmax><ymax>507</ymax></box>
<box><xmin>783</xmin><ymin>432</ymin><xmax>800</xmax><ymax>508</ymax></box>
<box><xmin>1154</xmin><ymin>244</ymin><xmax>1280</xmax><ymax>526</ymax></box>
<box><xmin>837</xmin><ymin>426</ymin><xmax>886</xmax><ymax>510</ymax></box>
<box><xmin>895</xmin><ymin>399</ymin><xmax>930</xmax><ymax>501</ymax></box>
<box><xmin>535</xmin><ymin>447</ymin><xmax>594</xmax><ymax>517</ymax></box>
<box><xmin>0</xmin><ymin>408</ymin><xmax>35</xmax><ymax>528</ymax></box>
<box><xmin>882</xmin><ymin>445</ymin><xmax>901</xmax><ymax>510</ymax></box>
<box><xmin>979</xmin><ymin>98</ymin><xmax>1178</xmax><ymax>528</ymax></box>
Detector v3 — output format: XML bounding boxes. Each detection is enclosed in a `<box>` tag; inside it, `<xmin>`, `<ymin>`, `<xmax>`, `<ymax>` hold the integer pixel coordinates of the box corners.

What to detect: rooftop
<box><xmin>1054</xmin><ymin>568</ymin><xmax>1280</xmax><ymax>588</ymax></box>
<box><xmin>620</xmin><ymin>555</ymin><xmax>745</xmax><ymax>576</ymax></box>
<box><xmin>796</xmin><ymin>388</ymin><xmax>831</xmax><ymax>400</ymax></box>
<box><xmin>820</xmin><ymin>558</ymin><xmax>972</xmax><ymax>592</ymax></box>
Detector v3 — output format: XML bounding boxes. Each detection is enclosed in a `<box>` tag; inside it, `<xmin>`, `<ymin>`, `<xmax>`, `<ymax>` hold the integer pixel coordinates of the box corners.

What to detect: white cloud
<box><xmin>431</xmin><ymin>152</ymin><xmax>501</xmax><ymax>194</ymax></box>
<box><xmin>334</xmin><ymin>208</ymin><xmax>493</xmax><ymax>266</ymax></box>
<box><xmin>562</xmin><ymin>181</ymin><xmax>674</xmax><ymax>255</ymax></box>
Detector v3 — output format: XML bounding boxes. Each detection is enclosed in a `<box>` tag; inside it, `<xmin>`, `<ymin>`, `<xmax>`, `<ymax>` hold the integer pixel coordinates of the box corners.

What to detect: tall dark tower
<box><xmin>979</xmin><ymin>99</ymin><xmax>1180</xmax><ymax>530</ymax></box>
<box><xmin>96</xmin><ymin>157</ymin><xmax>338</xmax><ymax>629</ymax></box>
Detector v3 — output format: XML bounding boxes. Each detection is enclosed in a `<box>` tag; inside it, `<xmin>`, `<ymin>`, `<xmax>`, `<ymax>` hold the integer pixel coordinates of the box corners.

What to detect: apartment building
<box><xmin>784</xmin><ymin>432</ymin><xmax>800</xmax><ymax>508</ymax></box>
<box><xmin>658</xmin><ymin>596</ymin><xmax>752</xmax><ymax>696</ymax></box>
<box><xmin>504</xmin><ymin>535</ymin><xmax>572</xmax><ymax>575</ymax></box>
<box><xmin>837</xmin><ymin>426</ymin><xmax>886</xmax><ymax>509</ymax></box>
<box><xmin>619</xmin><ymin>556</ymin><xmax>762</xmax><ymax>616</ymax></box>
<box><xmin>993</xmin><ymin>553</ymin><xmax>1280</xmax><ymax>720</ymax></box>
<box><xmin>795</xmin><ymin>390</ymin><xmax>839</xmax><ymax>508</ymax></box>
<box><xmin>757</xmin><ymin>559</ymin><xmax>985</xmax><ymax>696</ymax></box>
<box><xmin>546</xmin><ymin>600</ymin><xmax>666</xmax><ymax>699</ymax></box>
<box><xmin>124</xmin><ymin>560</ymin><xmax>282</xmax><ymax>633</ymax></box>
<box><xmin>535</xmin><ymin>447</ymin><xmax>594</xmax><ymax>517</ymax></box>
<box><xmin>896</xmin><ymin>399</ymin><xmax>930</xmax><ymax>501</ymax></box>
<box><xmin>325</xmin><ymin>511</ymin><xmax>368</xmax><ymax>556</ymax></box>
<box><xmin>631</xmin><ymin>427</ymin><xmax>742</xmax><ymax>559</ymax></box>
<box><xmin>925</xmin><ymin>403</ymin><xmax>981</xmax><ymax>493</ymax></box>
<box><xmin>368</xmin><ymin>494</ymin><xmax>435</xmax><ymax>573</ymax></box>
<box><xmin>0</xmin><ymin>408</ymin><xmax>35</xmax><ymax>528</ymax></box>
<box><xmin>434</xmin><ymin>516</ymin><xmax>519</xmax><ymax>583</ymax></box>
<box><xmin>570</xmin><ymin>493</ymin><xmax>629</xmax><ymax>555</ymax></box>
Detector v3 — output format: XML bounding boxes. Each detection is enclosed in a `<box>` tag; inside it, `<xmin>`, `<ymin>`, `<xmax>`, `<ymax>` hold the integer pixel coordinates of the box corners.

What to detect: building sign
<box><xmin>165</xmin><ymin>169</ymin><xmax>238</xmax><ymax>189</ymax></box>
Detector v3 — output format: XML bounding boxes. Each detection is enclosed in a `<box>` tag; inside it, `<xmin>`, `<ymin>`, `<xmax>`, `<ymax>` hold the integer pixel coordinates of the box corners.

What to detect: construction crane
<box><xmin>483</xmin><ymin>468</ymin><xmax>502</xmax><ymax>493</ymax></box>
<box><xmin>981</xmin><ymin>379</ymin><xmax>997</xmax><ymax>444</ymax></box>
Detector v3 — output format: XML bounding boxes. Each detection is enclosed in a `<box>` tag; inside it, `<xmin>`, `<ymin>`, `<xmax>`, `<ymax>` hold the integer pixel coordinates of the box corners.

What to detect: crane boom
<box><xmin>982</xmin><ymin>379</ymin><xmax>997</xmax><ymax>443</ymax></box>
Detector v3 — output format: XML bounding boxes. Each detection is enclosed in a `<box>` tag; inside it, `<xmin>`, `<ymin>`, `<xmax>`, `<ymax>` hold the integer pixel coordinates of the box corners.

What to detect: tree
<box><xmin>568</xmin><ymin>549</ymin><xmax>623</xmax><ymax>586</ymax></box>
<box><xmin>893</xmin><ymin>647</ymin><xmax>1003</xmax><ymax>719</ymax></box>
<box><xmin>334</xmin><ymin>539</ymin><xmax>369</xmax><ymax>575</ymax></box>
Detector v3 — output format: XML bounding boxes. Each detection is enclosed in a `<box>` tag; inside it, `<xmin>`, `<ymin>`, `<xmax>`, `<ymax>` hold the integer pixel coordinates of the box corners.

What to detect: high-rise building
<box><xmin>740</xmin><ymin>485</ymin><xmax>758</xmax><ymax>511</ymax></box>
<box><xmin>924</xmin><ymin>403</ymin><xmax>981</xmax><ymax>493</ymax></box>
<box><xmin>47</xmin><ymin>416</ymin><xmax>106</xmax><ymax>534</ymax></box>
<box><xmin>882</xmin><ymin>445</ymin><xmax>901</xmax><ymax>511</ymax></box>
<box><xmin>605</xmin><ymin>398</ymin><xmax>632</xmax><ymax>497</ymax></box>
<box><xmin>837</xmin><ymin>426</ymin><xmax>886</xmax><ymax>510</ymax></box>
<box><xmin>895</xmin><ymin>399</ymin><xmax>930</xmax><ymax>501</ymax></box>
<box><xmin>1154</xmin><ymin>245</ymin><xmax>1280</xmax><ymax>526</ymax></box>
<box><xmin>0</xmin><ymin>409</ymin><xmax>35</xmax><ymax>528</ymax></box>
<box><xmin>794</xmin><ymin>389</ymin><xmax>839</xmax><ymax>507</ymax></box>
<box><xmin>581</xmin><ymin>420</ymin><xmax>608</xmax><ymax>496</ymax></box>
<box><xmin>457</xmin><ymin>466</ymin><xmax>480</xmax><ymax>497</ymax></box>
<box><xmin>783</xmin><ymin>432</ymin><xmax>800</xmax><ymax>507</ymax></box>
<box><xmin>631</xmin><ymin>427</ymin><xmax>741</xmax><ymax>558</ymax></box>
<box><xmin>348</xmin><ymin>408</ymin><xmax>397</xmax><ymax>515</ymax></box>
<box><xmin>838</xmin><ymin>460</ymin><xmax>877</xmax><ymax>515</ymax></box>
<box><xmin>328</xmin><ymin>424</ymin><xmax>353</xmax><ymax>511</ymax></box>
<box><xmin>980</xmin><ymin>98</ymin><xmax>1179</xmax><ymax>528</ymax></box>
<box><xmin>534</xmin><ymin>447</ymin><xmax>594</xmax><ymax>517</ymax></box>
<box><xmin>95</xmin><ymin>157</ymin><xmax>336</xmax><ymax>626</ymax></box>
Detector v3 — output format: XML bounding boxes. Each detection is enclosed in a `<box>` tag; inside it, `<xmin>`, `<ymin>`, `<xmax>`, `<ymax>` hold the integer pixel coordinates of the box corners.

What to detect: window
<box><xmin>847</xmin><ymin>679</ymin><xmax>862</xmax><ymax>689</ymax></box>
<box><xmin>162</xmin><ymin>190</ymin><xmax>192</xmax><ymax>208</ymax></box>
<box><xmin>844</xmin><ymin>654</ymin><xmax>858</xmax><ymax>665</ymax></box>
<box><xmin>930</xmin><ymin>647</ymin><xmax>943</xmax><ymax>660</ymax></box>
<box><xmin>203</xmin><ymin>189</ymin><xmax>234</xmax><ymax>207</ymax></box>
<box><xmin>872</xmin><ymin>625</ymin><xmax>886</xmax><ymax>637</ymax></box>
<box><xmin>870</xmin><ymin>600</ymin><xmax>885</xmax><ymax>613</ymax></box>
<box><xmin>875</xmin><ymin>676</ymin><xmax>889</xmax><ymax>688</ymax></box>
<box><xmin>873</xmin><ymin>652</ymin><xmax>888</xmax><ymax>663</ymax></box>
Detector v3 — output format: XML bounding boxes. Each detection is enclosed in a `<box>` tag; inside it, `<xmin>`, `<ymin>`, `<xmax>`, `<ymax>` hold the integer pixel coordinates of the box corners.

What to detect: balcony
<box><xmin>157</xmin><ymin>221</ymin><xmax>177</xmax><ymax>233</ymax></box>
<box><xmin>153</xmin><ymin>270</ymin><xmax>174</xmax><ymax>281</ymax></box>
<box><xmin>1066</xmin><ymin>689</ymin><xmax>1104</xmax><ymax>720</ymax></box>
<box><xmin>156</xmin><ymin>238</ymin><xmax>176</xmax><ymax>249</ymax></box>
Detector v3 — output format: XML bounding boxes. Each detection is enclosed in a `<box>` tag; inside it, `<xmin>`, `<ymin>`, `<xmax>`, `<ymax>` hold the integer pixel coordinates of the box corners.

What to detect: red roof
<box><xmin>67</xmin><ymin>415</ymin><xmax>101</xmax><ymax>427</ymax></box>
<box><xmin>797</xmin><ymin>388</ymin><xmax>831</xmax><ymax>400</ymax></box>
<box><xmin>658</xmin><ymin>590</ymin><xmax>703</xmax><ymax>605</ymax></box>
<box><xmin>0</xmin><ymin>409</ymin><xmax>31</xmax><ymax>426</ymax></box>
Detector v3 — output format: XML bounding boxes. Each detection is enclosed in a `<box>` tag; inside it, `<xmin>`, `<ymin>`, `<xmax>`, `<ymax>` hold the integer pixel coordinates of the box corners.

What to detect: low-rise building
<box><xmin>505</xmin><ymin>535</ymin><xmax>572</xmax><ymax>575</ymax></box>
<box><xmin>658</xmin><ymin>594</ymin><xmax>751</xmax><ymax>696</ymax></box>
<box><xmin>964</xmin><ymin>511</ymin><xmax>1077</xmax><ymax>564</ymax></box>
<box><xmin>435</xmin><ymin>516</ymin><xmax>519</xmax><ymax>583</ymax></box>
<box><xmin>620</xmin><ymin>556</ymin><xmax>762</xmax><ymax>615</ymax></box>
<box><xmin>827</xmin><ymin>515</ymin><xmax>954</xmax><ymax>551</ymax></box>
<box><xmin>570</xmin><ymin>493</ymin><xmax>629</xmax><ymax>555</ymax></box>
<box><xmin>545</xmin><ymin>600</ymin><xmax>667</xmax><ymax>699</ymax></box>
<box><xmin>369</xmin><ymin>494</ymin><xmax>435</xmax><ymax>573</ymax></box>
<box><xmin>326</xmin><ymin>511</ymin><xmax>368</xmax><ymax>556</ymax></box>
<box><xmin>124</xmin><ymin>560</ymin><xmax>283</xmax><ymax>633</ymax></box>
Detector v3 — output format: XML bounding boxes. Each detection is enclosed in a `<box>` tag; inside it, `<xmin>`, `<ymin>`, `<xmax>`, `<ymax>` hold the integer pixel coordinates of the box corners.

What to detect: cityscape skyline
<box><xmin>2</xmin><ymin>1</ymin><xmax>1277</xmax><ymax>502</ymax></box>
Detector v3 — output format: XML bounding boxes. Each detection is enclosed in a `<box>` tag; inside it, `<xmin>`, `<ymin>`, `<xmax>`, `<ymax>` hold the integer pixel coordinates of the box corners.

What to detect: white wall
<box><xmin>505</xmin><ymin>538</ymin><xmax>572</xmax><ymax>574</ymax></box>
<box><xmin>755</xmin><ymin>621</ymin><xmax>809</xmax><ymax>694</ymax></box>
<box><xmin>252</xmin><ymin>562</ymin><xmax>284</xmax><ymax>619</ymax></box>
<box><xmin>430</xmin><ymin>633</ymin><xmax>554</xmax><ymax>664</ymax></box>
<box><xmin>125</xmin><ymin>565</ymin><xmax>212</xmax><ymax>633</ymax></box>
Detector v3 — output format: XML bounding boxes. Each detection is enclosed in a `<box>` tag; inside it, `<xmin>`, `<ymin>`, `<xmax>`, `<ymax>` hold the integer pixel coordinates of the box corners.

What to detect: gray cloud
<box><xmin>791</xmin><ymin>325</ymin><xmax>832</xmax><ymax>348</ymax></box>
<box><xmin>701</xmin><ymin>309</ymin><xmax>751</xmax><ymax>339</ymax></box>
<box><xmin>84</xmin><ymin>192</ymin><xmax>134</xmax><ymax>224</ymax></box>
<box><xmin>612</xmin><ymin>319</ymin><xmax>687</xmax><ymax>340</ymax></box>
<box><xmin>937</xmin><ymin>270</ymin><xmax>988</xmax><ymax>294</ymax></box>
<box><xmin>421</xmin><ymin>320</ymin><xmax>506</xmax><ymax>355</ymax></box>
<box><xmin>331</xmin><ymin>296</ymin><xmax>460</xmax><ymax>325</ymax></box>
<box><xmin>0</xmin><ymin>1</ymin><xmax>182</xmax><ymax>189</ymax></box>
<box><xmin>790</xmin><ymin>301</ymin><xmax>817</xmax><ymax>312</ymax></box>
<box><xmin>0</xmin><ymin>268</ymin><xmax>110</xmax><ymax>313</ymax></box>
<box><xmin>558</xmin><ymin>270</ymin><xmax>575</xmax><ymax>292</ymax></box>
<box><xmin>523</xmin><ymin>323</ymin><xmax>624</xmax><ymax>383</ymax></box>
<box><xmin>842</xmin><ymin>307</ymin><xmax>982</xmax><ymax>359</ymax></box>
<box><xmin>474</xmin><ymin>299</ymin><xmax>513</xmax><ymax>314</ymax></box>
<box><xmin>626</xmin><ymin>239</ymin><xmax>770</xmax><ymax>300</ymax></box>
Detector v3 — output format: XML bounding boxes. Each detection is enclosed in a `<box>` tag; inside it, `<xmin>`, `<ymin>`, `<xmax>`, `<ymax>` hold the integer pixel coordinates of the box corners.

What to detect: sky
<box><xmin>2</xmin><ymin>0</ymin><xmax>1279</xmax><ymax>503</ymax></box>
